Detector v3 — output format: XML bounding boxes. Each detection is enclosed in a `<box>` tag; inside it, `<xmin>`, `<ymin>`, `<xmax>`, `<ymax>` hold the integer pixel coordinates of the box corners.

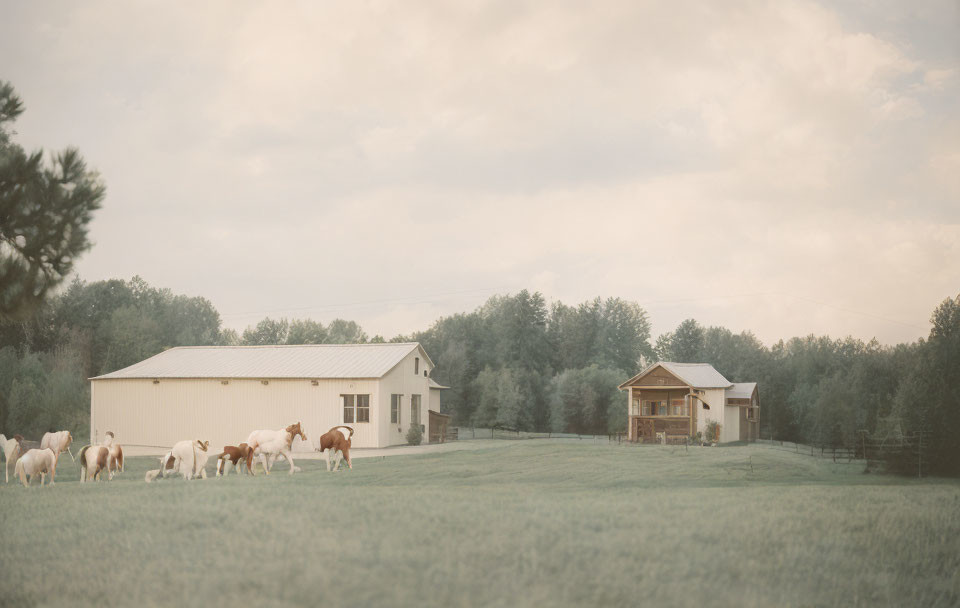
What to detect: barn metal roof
<box><xmin>726</xmin><ymin>382</ymin><xmax>757</xmax><ymax>399</ymax></box>
<box><xmin>90</xmin><ymin>343</ymin><xmax>431</xmax><ymax>380</ymax></box>
<box><xmin>618</xmin><ymin>361</ymin><xmax>733</xmax><ymax>389</ymax></box>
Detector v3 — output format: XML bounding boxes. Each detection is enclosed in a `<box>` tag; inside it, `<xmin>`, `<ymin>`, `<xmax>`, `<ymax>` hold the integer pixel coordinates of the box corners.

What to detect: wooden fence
<box><xmin>452</xmin><ymin>427</ymin><xmax>622</xmax><ymax>443</ymax></box>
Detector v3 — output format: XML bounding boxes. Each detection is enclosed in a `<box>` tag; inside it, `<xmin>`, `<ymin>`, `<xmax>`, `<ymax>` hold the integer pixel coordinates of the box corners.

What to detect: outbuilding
<box><xmin>90</xmin><ymin>342</ymin><xmax>445</xmax><ymax>455</ymax></box>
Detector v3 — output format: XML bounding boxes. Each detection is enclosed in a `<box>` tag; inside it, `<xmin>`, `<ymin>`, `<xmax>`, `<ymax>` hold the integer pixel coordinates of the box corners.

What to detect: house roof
<box><xmin>618</xmin><ymin>361</ymin><xmax>733</xmax><ymax>390</ymax></box>
<box><xmin>726</xmin><ymin>382</ymin><xmax>757</xmax><ymax>399</ymax></box>
<box><xmin>90</xmin><ymin>343</ymin><xmax>432</xmax><ymax>380</ymax></box>
<box><xmin>428</xmin><ymin>378</ymin><xmax>450</xmax><ymax>390</ymax></box>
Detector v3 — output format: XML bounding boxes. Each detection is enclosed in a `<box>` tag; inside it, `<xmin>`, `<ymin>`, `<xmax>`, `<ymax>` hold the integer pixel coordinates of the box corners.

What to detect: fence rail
<box><xmin>452</xmin><ymin>427</ymin><xmax>622</xmax><ymax>443</ymax></box>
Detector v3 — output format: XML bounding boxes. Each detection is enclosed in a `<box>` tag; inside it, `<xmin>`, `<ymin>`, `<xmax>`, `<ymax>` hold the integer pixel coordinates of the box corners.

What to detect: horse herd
<box><xmin>0</xmin><ymin>423</ymin><xmax>356</xmax><ymax>487</ymax></box>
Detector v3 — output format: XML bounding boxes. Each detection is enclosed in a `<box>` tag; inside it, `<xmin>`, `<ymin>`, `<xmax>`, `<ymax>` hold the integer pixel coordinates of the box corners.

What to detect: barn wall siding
<box><xmin>91</xmin><ymin>377</ymin><xmax>382</xmax><ymax>455</ymax></box>
<box><xmin>377</xmin><ymin>349</ymin><xmax>433</xmax><ymax>447</ymax></box>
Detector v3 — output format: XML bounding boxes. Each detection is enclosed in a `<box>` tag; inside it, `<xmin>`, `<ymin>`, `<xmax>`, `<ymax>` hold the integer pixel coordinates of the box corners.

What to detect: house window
<box><xmin>671</xmin><ymin>399</ymin><xmax>684</xmax><ymax>416</ymax></box>
<box><xmin>631</xmin><ymin>399</ymin><xmax>640</xmax><ymax>415</ymax></box>
<box><xmin>342</xmin><ymin>394</ymin><xmax>370</xmax><ymax>423</ymax></box>
<box><xmin>658</xmin><ymin>402</ymin><xmax>667</xmax><ymax>416</ymax></box>
<box><xmin>357</xmin><ymin>394</ymin><xmax>370</xmax><ymax>423</ymax></box>
<box><xmin>342</xmin><ymin>394</ymin><xmax>355</xmax><ymax>424</ymax></box>
<box><xmin>411</xmin><ymin>394</ymin><xmax>421</xmax><ymax>425</ymax></box>
<box><xmin>391</xmin><ymin>394</ymin><xmax>402</xmax><ymax>424</ymax></box>
<box><xmin>642</xmin><ymin>401</ymin><xmax>651</xmax><ymax>416</ymax></box>
<box><xmin>415</xmin><ymin>357</ymin><xmax>419</xmax><ymax>375</ymax></box>
<box><xmin>682</xmin><ymin>400</ymin><xmax>690</xmax><ymax>416</ymax></box>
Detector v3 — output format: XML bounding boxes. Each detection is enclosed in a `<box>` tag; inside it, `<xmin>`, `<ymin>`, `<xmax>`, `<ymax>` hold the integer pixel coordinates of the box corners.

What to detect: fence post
<box><xmin>918</xmin><ymin>433</ymin><xmax>922</xmax><ymax>479</ymax></box>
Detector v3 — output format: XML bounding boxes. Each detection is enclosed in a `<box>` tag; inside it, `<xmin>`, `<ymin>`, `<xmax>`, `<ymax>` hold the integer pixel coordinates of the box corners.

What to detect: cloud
<box><xmin>1</xmin><ymin>0</ymin><xmax>956</xmax><ymax>346</ymax></box>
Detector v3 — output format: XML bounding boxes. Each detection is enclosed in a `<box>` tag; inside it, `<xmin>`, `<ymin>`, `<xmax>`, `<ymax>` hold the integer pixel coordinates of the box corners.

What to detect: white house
<box><xmin>89</xmin><ymin>343</ymin><xmax>445</xmax><ymax>455</ymax></box>
<box><xmin>618</xmin><ymin>362</ymin><xmax>759</xmax><ymax>443</ymax></box>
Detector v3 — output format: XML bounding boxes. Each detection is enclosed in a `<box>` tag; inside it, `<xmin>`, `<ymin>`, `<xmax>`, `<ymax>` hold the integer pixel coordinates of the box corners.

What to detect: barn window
<box><xmin>414</xmin><ymin>357</ymin><xmax>420</xmax><ymax>375</ymax></box>
<box><xmin>357</xmin><ymin>394</ymin><xmax>370</xmax><ymax>423</ymax></box>
<box><xmin>342</xmin><ymin>394</ymin><xmax>355</xmax><ymax>423</ymax></box>
<box><xmin>391</xmin><ymin>394</ymin><xmax>402</xmax><ymax>424</ymax></box>
<box><xmin>411</xmin><ymin>394</ymin><xmax>421</xmax><ymax>425</ymax></box>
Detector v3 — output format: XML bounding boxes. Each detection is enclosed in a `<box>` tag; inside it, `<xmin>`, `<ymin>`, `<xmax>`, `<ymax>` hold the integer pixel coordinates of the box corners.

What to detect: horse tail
<box><xmin>77</xmin><ymin>445</ymin><xmax>90</xmax><ymax>482</ymax></box>
<box><xmin>116</xmin><ymin>446</ymin><xmax>124</xmax><ymax>472</ymax></box>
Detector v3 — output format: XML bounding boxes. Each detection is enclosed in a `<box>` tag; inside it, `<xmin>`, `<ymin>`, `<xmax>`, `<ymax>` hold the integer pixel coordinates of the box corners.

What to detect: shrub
<box><xmin>705</xmin><ymin>421</ymin><xmax>721</xmax><ymax>444</ymax></box>
<box><xmin>406</xmin><ymin>424</ymin><xmax>423</xmax><ymax>446</ymax></box>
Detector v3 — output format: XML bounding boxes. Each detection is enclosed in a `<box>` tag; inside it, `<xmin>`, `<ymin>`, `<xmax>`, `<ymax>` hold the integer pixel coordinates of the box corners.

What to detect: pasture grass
<box><xmin>1</xmin><ymin>441</ymin><xmax>958</xmax><ymax>607</ymax></box>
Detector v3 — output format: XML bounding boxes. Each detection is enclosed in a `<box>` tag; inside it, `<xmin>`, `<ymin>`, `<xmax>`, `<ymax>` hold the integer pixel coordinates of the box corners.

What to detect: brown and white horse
<box><xmin>318</xmin><ymin>425</ymin><xmax>353</xmax><ymax>471</ymax></box>
<box><xmin>40</xmin><ymin>430</ymin><xmax>74</xmax><ymax>463</ymax></box>
<box><xmin>15</xmin><ymin>447</ymin><xmax>57</xmax><ymax>487</ymax></box>
<box><xmin>78</xmin><ymin>444</ymin><xmax>110</xmax><ymax>482</ymax></box>
<box><xmin>1</xmin><ymin>433</ymin><xmax>24</xmax><ymax>483</ymax></box>
<box><xmin>247</xmin><ymin>422</ymin><xmax>306</xmax><ymax>475</ymax></box>
<box><xmin>215</xmin><ymin>443</ymin><xmax>254</xmax><ymax>476</ymax></box>
<box><xmin>101</xmin><ymin>432</ymin><xmax>124</xmax><ymax>479</ymax></box>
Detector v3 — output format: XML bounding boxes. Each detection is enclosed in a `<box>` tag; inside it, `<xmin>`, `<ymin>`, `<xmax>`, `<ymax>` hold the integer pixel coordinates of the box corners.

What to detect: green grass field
<box><xmin>1</xmin><ymin>441</ymin><xmax>957</xmax><ymax>607</ymax></box>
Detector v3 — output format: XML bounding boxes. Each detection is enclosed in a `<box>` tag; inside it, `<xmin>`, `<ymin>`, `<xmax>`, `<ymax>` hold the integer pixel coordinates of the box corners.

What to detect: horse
<box><xmin>78</xmin><ymin>444</ymin><xmax>110</xmax><ymax>483</ymax></box>
<box><xmin>246</xmin><ymin>422</ymin><xmax>306</xmax><ymax>475</ymax></box>
<box><xmin>102</xmin><ymin>432</ymin><xmax>124</xmax><ymax>479</ymax></box>
<box><xmin>144</xmin><ymin>450</ymin><xmax>175</xmax><ymax>483</ymax></box>
<box><xmin>1</xmin><ymin>434</ymin><xmax>24</xmax><ymax>483</ymax></box>
<box><xmin>318</xmin><ymin>426</ymin><xmax>354</xmax><ymax>471</ymax></box>
<box><xmin>215</xmin><ymin>443</ymin><xmax>254</xmax><ymax>477</ymax></box>
<box><xmin>15</xmin><ymin>447</ymin><xmax>58</xmax><ymax>487</ymax></box>
<box><xmin>108</xmin><ymin>444</ymin><xmax>124</xmax><ymax>479</ymax></box>
<box><xmin>40</xmin><ymin>430</ymin><xmax>74</xmax><ymax>463</ymax></box>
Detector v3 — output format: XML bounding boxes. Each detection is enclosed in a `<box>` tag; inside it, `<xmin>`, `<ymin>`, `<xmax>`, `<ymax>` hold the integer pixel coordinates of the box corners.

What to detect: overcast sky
<box><xmin>3</xmin><ymin>1</ymin><xmax>958</xmax><ymax>346</ymax></box>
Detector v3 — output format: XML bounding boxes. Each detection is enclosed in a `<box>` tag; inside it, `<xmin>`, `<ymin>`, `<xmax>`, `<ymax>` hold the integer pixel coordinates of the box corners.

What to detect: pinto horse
<box><xmin>215</xmin><ymin>443</ymin><xmax>254</xmax><ymax>476</ymax></box>
<box><xmin>15</xmin><ymin>447</ymin><xmax>57</xmax><ymax>487</ymax></box>
<box><xmin>102</xmin><ymin>432</ymin><xmax>124</xmax><ymax>479</ymax></box>
<box><xmin>40</xmin><ymin>430</ymin><xmax>74</xmax><ymax>463</ymax></box>
<box><xmin>318</xmin><ymin>426</ymin><xmax>354</xmax><ymax>471</ymax></box>
<box><xmin>247</xmin><ymin>422</ymin><xmax>306</xmax><ymax>475</ymax></box>
<box><xmin>1</xmin><ymin>434</ymin><xmax>24</xmax><ymax>483</ymax></box>
<box><xmin>78</xmin><ymin>444</ymin><xmax>110</xmax><ymax>482</ymax></box>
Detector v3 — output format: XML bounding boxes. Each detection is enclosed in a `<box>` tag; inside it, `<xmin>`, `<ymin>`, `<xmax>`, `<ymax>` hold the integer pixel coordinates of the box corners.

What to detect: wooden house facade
<box><xmin>619</xmin><ymin>362</ymin><xmax>759</xmax><ymax>444</ymax></box>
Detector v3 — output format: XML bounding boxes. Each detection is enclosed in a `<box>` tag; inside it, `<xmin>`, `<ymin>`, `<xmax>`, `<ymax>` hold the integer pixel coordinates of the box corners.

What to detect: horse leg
<box><xmin>260</xmin><ymin>453</ymin><xmax>270</xmax><ymax>475</ymax></box>
<box><xmin>324</xmin><ymin>448</ymin><xmax>331</xmax><ymax>471</ymax></box>
<box><xmin>334</xmin><ymin>450</ymin><xmax>342</xmax><ymax>472</ymax></box>
<box><xmin>283</xmin><ymin>450</ymin><xmax>296</xmax><ymax>474</ymax></box>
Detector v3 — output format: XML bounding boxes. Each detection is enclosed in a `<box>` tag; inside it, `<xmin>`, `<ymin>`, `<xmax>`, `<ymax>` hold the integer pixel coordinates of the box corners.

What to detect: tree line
<box><xmin>1</xmin><ymin>274</ymin><xmax>956</xmax><ymax>474</ymax></box>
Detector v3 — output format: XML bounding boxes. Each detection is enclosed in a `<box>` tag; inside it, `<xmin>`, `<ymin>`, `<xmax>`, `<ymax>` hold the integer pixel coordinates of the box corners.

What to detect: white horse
<box><xmin>40</xmin><ymin>430</ymin><xmax>74</xmax><ymax>463</ymax></box>
<box><xmin>146</xmin><ymin>440</ymin><xmax>210</xmax><ymax>482</ymax></box>
<box><xmin>15</xmin><ymin>447</ymin><xmax>58</xmax><ymax>487</ymax></box>
<box><xmin>1</xmin><ymin>433</ymin><xmax>24</xmax><ymax>483</ymax></box>
<box><xmin>247</xmin><ymin>422</ymin><xmax>306</xmax><ymax>475</ymax></box>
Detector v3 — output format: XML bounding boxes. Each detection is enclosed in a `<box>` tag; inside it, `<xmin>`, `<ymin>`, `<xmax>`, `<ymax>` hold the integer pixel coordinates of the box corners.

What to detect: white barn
<box><xmin>90</xmin><ymin>343</ymin><xmax>446</xmax><ymax>455</ymax></box>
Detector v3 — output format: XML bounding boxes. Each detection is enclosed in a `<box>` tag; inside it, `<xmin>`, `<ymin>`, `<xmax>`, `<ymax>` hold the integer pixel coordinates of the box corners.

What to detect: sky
<box><xmin>2</xmin><ymin>0</ymin><xmax>958</xmax><ymax>346</ymax></box>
